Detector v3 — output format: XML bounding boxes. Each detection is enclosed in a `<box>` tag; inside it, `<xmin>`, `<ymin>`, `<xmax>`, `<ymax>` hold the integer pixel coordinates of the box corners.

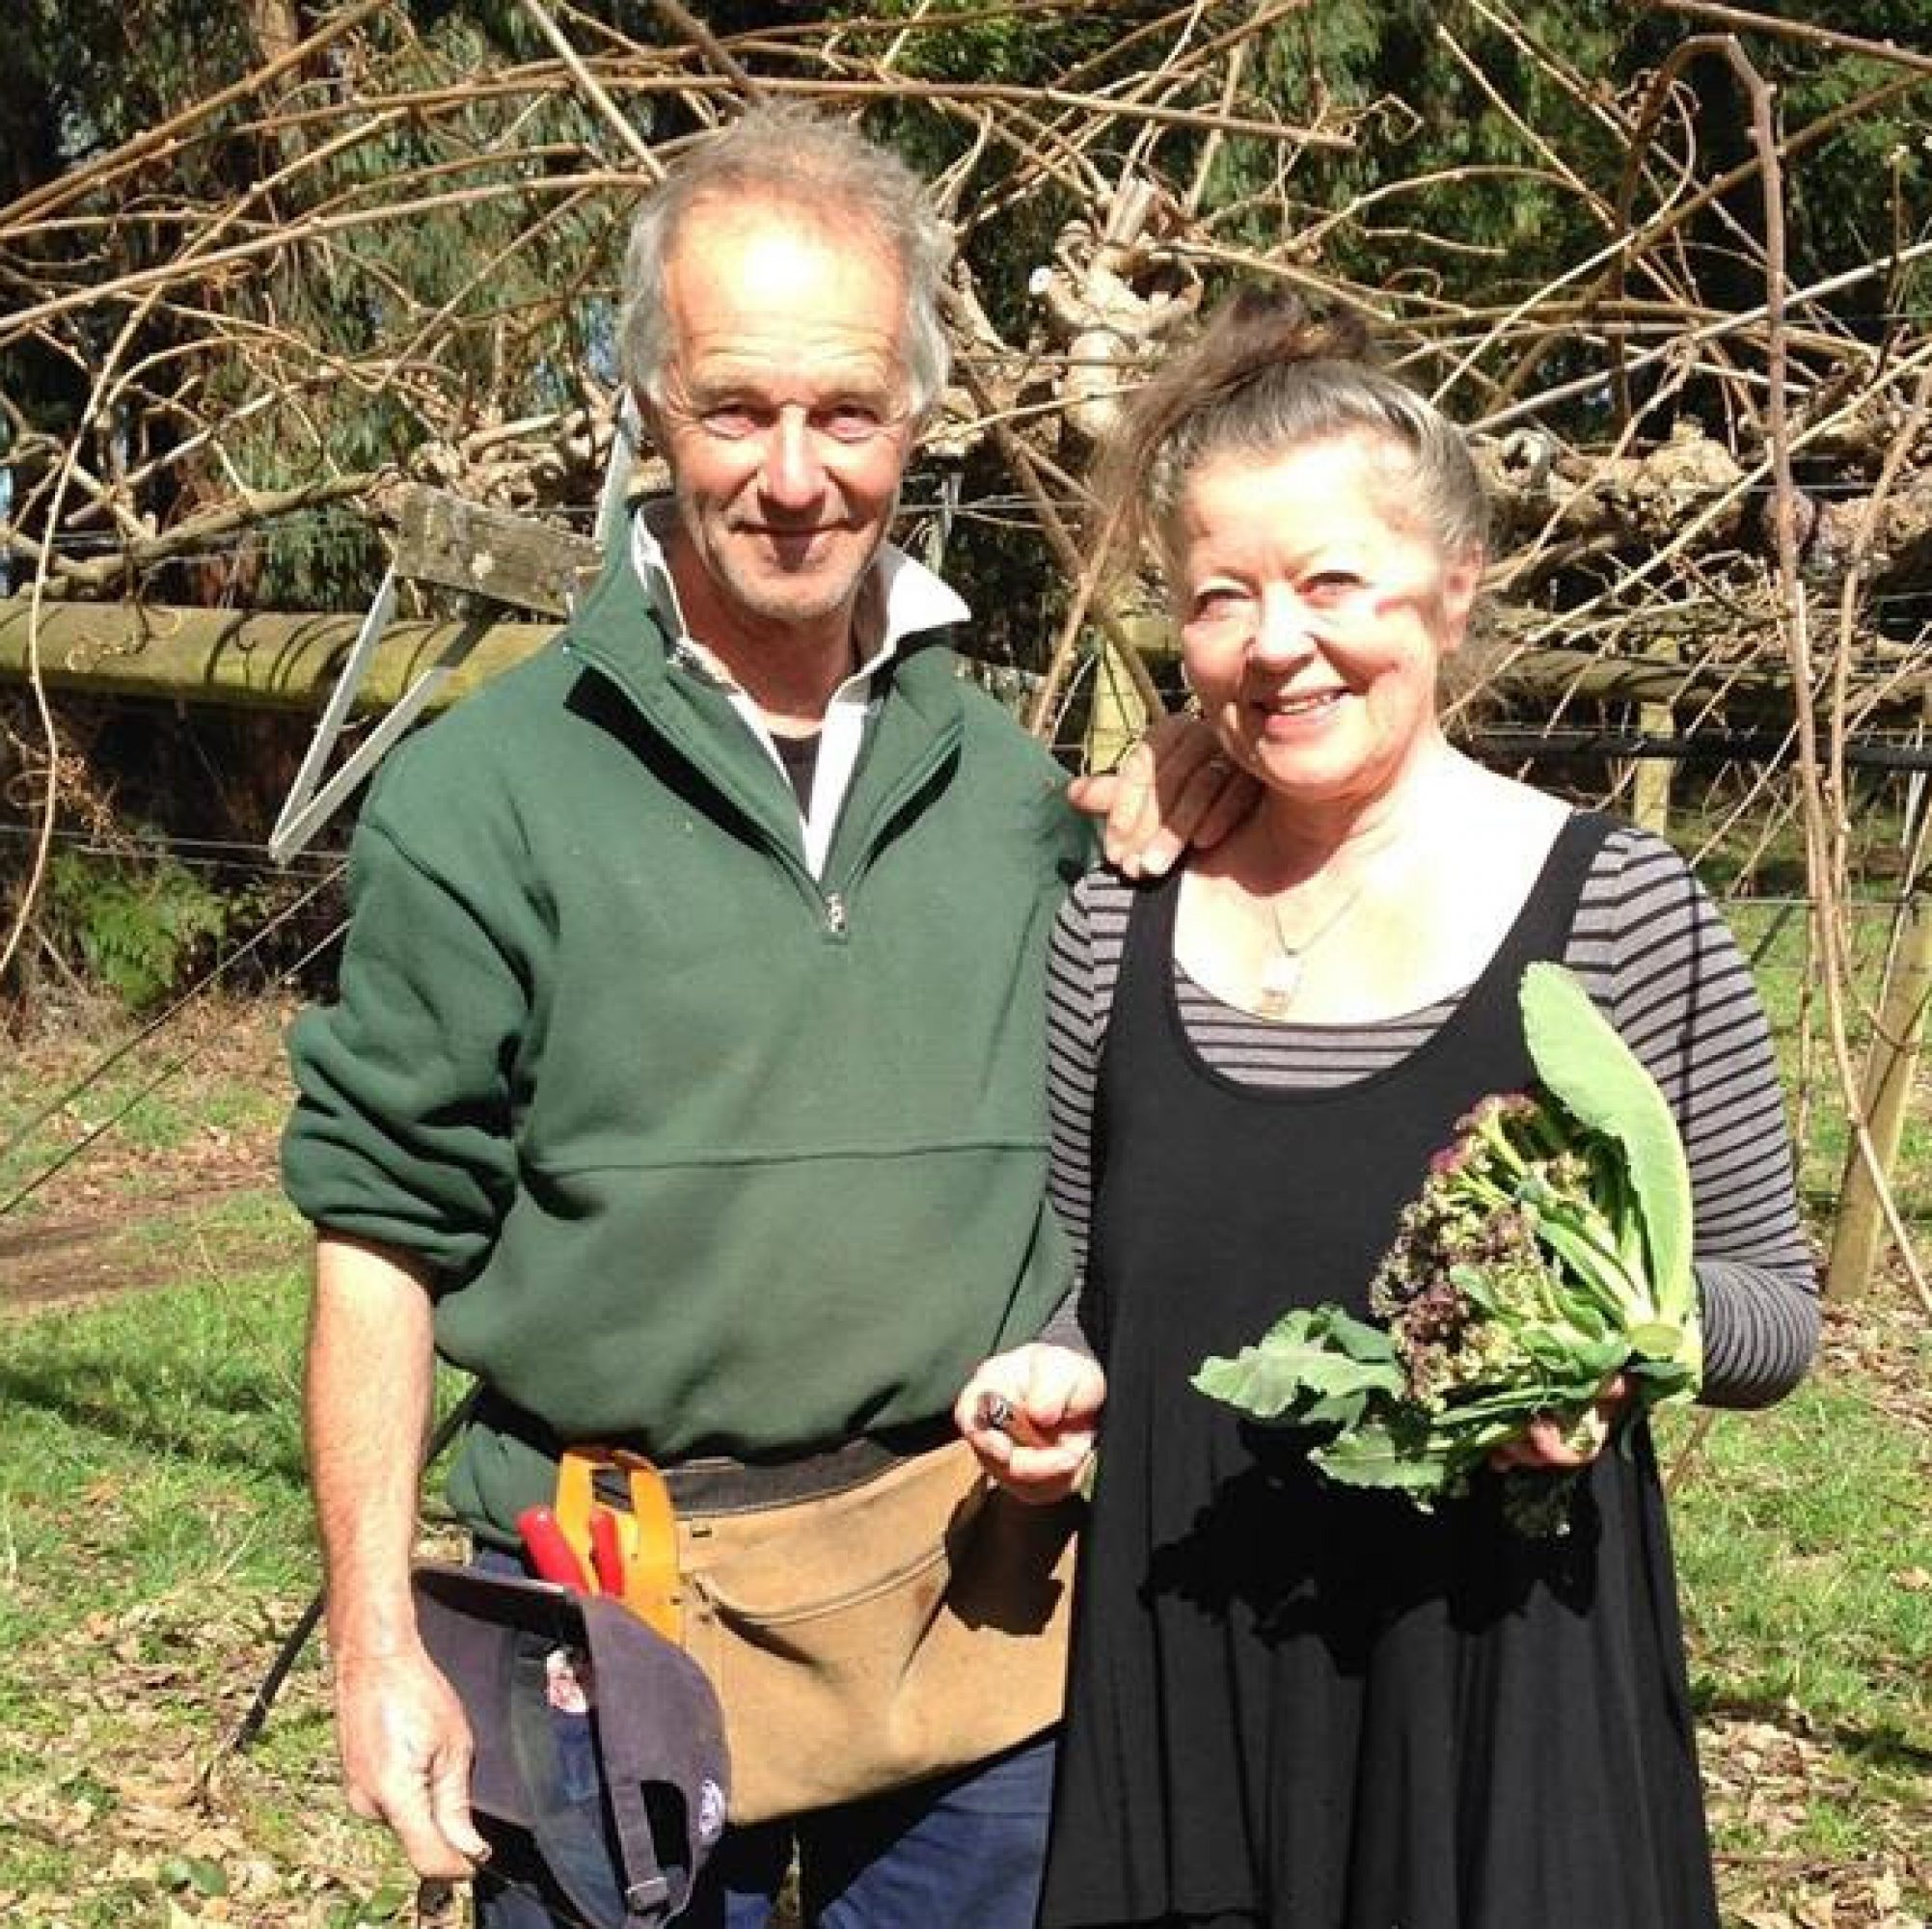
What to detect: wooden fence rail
<box><xmin>8</xmin><ymin>595</ymin><xmax>1932</xmax><ymax>723</ymax></box>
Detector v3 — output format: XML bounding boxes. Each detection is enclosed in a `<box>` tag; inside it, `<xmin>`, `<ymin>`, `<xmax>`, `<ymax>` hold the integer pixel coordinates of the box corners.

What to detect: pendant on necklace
<box><xmin>1255</xmin><ymin>948</ymin><xmax>1303</xmax><ymax>1019</ymax></box>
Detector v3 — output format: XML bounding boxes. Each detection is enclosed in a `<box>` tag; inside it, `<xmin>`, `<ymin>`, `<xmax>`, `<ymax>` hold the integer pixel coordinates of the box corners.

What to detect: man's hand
<box><xmin>1068</xmin><ymin>713</ymin><xmax>1258</xmax><ymax>880</ymax></box>
<box><xmin>956</xmin><ymin>1342</ymin><xmax>1105</xmax><ymax>1504</ymax></box>
<box><xmin>334</xmin><ymin>1644</ymin><xmax>491</xmax><ymax>1880</ymax></box>
<box><xmin>307</xmin><ymin>1236</ymin><xmax>486</xmax><ymax>1878</ymax></box>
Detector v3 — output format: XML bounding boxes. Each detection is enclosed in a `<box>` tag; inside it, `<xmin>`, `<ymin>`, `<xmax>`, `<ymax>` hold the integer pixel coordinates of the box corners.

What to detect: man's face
<box><xmin>650</xmin><ymin>201</ymin><xmax>918</xmax><ymax>649</ymax></box>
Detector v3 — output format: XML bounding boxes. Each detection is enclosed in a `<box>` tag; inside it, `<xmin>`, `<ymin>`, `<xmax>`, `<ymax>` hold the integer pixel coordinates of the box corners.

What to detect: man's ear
<box><xmin>634</xmin><ymin>387</ymin><xmax>667</xmax><ymax>451</ymax></box>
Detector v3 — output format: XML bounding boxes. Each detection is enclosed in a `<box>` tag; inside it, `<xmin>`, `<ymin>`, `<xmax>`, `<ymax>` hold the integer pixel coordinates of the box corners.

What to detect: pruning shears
<box><xmin>519</xmin><ymin>1445</ymin><xmax>682</xmax><ymax>1643</ymax></box>
<box><xmin>516</xmin><ymin>1505</ymin><xmax>592</xmax><ymax>1593</ymax></box>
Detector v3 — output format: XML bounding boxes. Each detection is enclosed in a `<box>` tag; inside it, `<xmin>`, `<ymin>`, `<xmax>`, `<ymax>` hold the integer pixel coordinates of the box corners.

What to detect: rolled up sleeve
<box><xmin>282</xmin><ymin>817</ymin><xmax>528</xmax><ymax>1281</ymax></box>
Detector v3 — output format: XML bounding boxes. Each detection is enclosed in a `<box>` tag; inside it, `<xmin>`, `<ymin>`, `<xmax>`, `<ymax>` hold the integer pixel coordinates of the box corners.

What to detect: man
<box><xmin>283</xmin><ymin>104</ymin><xmax>1224</xmax><ymax>1929</ymax></box>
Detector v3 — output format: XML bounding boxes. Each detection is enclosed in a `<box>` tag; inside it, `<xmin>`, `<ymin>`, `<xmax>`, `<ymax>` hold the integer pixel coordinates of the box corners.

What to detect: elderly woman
<box><xmin>958</xmin><ymin>290</ymin><xmax>1819</xmax><ymax>1929</ymax></box>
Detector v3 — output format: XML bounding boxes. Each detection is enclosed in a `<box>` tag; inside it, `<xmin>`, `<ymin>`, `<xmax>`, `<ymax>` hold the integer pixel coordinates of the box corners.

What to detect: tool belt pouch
<box><xmin>676</xmin><ymin>1437</ymin><xmax>1077</xmax><ymax>1823</ymax></box>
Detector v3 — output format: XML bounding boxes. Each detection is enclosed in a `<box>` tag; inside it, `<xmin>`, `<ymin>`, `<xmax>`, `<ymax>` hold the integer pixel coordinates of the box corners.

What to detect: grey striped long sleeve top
<box><xmin>1042</xmin><ymin>820</ymin><xmax>1820</xmax><ymax>1408</ymax></box>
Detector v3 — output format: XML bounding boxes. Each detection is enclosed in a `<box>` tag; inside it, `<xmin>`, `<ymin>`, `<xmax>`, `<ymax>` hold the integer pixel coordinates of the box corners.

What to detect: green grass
<box><xmin>1659</xmin><ymin>1310</ymin><xmax>1932</xmax><ymax>1919</ymax></box>
<box><xmin>1671</xmin><ymin>1388</ymin><xmax>1932</xmax><ymax>1726</ymax></box>
<box><xmin>0</xmin><ymin>1248</ymin><xmax>481</xmax><ymax>1925</ymax></box>
<box><xmin>101</xmin><ymin>1055</ymin><xmax>291</xmax><ymax>1156</ymax></box>
<box><xmin>0</xmin><ymin>1261</ymin><xmax>338</xmax><ymax>1923</ymax></box>
<box><xmin>0</xmin><ymin>992</ymin><xmax>296</xmax><ymax>1229</ymax></box>
<box><xmin>0</xmin><ymin>1264</ymin><xmax>311</xmax><ymax>1627</ymax></box>
<box><xmin>1723</xmin><ymin>893</ymin><xmax>1932</xmax><ymax>1237</ymax></box>
<box><xmin>1667</xmin><ymin>870</ymin><xmax>1932</xmax><ymax>1913</ymax></box>
<box><xmin>6</xmin><ymin>1270</ymin><xmax>1926</xmax><ymax>1927</ymax></box>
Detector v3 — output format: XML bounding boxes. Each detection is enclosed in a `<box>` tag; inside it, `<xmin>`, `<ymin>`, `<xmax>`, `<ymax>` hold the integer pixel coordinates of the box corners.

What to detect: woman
<box><xmin>957</xmin><ymin>290</ymin><xmax>1819</xmax><ymax>1929</ymax></box>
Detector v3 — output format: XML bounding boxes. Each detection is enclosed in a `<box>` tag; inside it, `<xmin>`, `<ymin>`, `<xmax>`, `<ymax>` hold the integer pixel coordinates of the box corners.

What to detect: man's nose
<box><xmin>759</xmin><ymin>410</ymin><xmax>828</xmax><ymax>505</ymax></box>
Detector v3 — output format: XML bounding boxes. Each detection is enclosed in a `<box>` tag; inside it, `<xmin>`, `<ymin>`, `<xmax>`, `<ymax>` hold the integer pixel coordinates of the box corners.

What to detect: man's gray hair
<box><xmin>618</xmin><ymin>104</ymin><xmax>954</xmax><ymax>421</ymax></box>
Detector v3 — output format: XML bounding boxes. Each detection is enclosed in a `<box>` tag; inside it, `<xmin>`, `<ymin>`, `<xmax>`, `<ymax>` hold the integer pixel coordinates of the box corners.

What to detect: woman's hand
<box><xmin>955</xmin><ymin>1343</ymin><xmax>1106</xmax><ymax>1505</ymax></box>
<box><xmin>1488</xmin><ymin>1373</ymin><xmax>1634</xmax><ymax>1471</ymax></box>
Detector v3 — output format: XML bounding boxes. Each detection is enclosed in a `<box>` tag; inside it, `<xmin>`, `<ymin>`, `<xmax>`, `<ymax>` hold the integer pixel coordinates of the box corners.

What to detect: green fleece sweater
<box><xmin>282</xmin><ymin>541</ymin><xmax>1087</xmax><ymax>1540</ymax></box>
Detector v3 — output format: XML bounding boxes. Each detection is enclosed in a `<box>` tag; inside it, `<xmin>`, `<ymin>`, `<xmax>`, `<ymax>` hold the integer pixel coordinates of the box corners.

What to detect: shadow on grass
<box><xmin>0</xmin><ymin>1358</ymin><xmax>308</xmax><ymax>1488</ymax></box>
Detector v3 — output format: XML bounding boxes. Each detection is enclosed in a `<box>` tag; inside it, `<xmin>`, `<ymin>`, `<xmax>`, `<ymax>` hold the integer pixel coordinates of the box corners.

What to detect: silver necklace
<box><xmin>1253</xmin><ymin>872</ymin><xmax>1374</xmax><ymax>1019</ymax></box>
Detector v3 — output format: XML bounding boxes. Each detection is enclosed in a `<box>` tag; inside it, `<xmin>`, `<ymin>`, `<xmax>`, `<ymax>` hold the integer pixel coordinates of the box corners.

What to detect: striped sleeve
<box><xmin>1036</xmin><ymin>873</ymin><xmax>1116</xmax><ymax>1355</ymax></box>
<box><xmin>1569</xmin><ymin>827</ymin><xmax>1819</xmax><ymax>1408</ymax></box>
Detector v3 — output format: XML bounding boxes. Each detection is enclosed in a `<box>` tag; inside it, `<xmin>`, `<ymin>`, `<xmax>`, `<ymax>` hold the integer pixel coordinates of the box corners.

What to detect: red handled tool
<box><xmin>517</xmin><ymin>1505</ymin><xmax>590</xmax><ymax>1591</ymax></box>
<box><xmin>554</xmin><ymin>1447</ymin><xmax>684</xmax><ymax>1641</ymax></box>
<box><xmin>587</xmin><ymin>1505</ymin><xmax>628</xmax><ymax>1597</ymax></box>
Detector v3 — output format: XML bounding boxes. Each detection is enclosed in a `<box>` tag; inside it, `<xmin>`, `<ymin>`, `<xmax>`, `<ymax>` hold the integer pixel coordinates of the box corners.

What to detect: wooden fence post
<box><xmin>1085</xmin><ymin>636</ymin><xmax>1151</xmax><ymax>773</ymax></box>
<box><xmin>1825</xmin><ymin>864</ymin><xmax>1932</xmax><ymax>1300</ymax></box>
<box><xmin>1631</xmin><ymin>699</ymin><xmax>1674</xmax><ymax>837</ymax></box>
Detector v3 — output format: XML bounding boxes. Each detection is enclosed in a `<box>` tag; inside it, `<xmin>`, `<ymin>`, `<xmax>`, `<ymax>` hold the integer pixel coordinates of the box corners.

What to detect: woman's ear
<box><xmin>1438</xmin><ymin>545</ymin><xmax>1484</xmax><ymax>651</ymax></box>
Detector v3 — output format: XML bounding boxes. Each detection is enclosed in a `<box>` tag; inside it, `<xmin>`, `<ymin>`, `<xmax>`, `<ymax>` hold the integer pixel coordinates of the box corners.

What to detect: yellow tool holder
<box><xmin>554</xmin><ymin>1445</ymin><xmax>683</xmax><ymax>1643</ymax></box>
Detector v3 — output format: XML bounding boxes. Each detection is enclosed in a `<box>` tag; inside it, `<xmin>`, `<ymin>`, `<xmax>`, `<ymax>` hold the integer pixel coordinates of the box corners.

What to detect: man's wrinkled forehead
<box><xmin>660</xmin><ymin>189</ymin><xmax>912</xmax><ymax>357</ymax></box>
<box><xmin>657</xmin><ymin>194</ymin><xmax>912</xmax><ymax>394</ymax></box>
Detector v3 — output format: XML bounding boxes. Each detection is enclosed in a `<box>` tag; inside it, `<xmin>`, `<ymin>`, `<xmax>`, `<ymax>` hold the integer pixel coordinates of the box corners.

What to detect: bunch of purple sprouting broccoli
<box><xmin>1195</xmin><ymin>964</ymin><xmax>1703</xmax><ymax>1535</ymax></box>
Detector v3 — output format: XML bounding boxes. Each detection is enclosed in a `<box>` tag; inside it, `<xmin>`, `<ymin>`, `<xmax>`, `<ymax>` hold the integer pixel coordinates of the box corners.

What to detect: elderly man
<box><xmin>284</xmin><ymin>106</ymin><xmax>1224</xmax><ymax>1929</ymax></box>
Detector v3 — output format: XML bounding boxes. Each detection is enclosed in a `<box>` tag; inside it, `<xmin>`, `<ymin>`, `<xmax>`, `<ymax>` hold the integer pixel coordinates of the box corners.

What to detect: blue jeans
<box><xmin>477</xmin><ymin>1731</ymin><xmax>1057</xmax><ymax>1929</ymax></box>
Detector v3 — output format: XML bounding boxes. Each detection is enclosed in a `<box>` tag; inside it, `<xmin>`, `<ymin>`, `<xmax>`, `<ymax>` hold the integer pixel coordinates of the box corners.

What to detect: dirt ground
<box><xmin>0</xmin><ymin>1171</ymin><xmax>294</xmax><ymax>1308</ymax></box>
<box><xmin>0</xmin><ymin>992</ymin><xmax>304</xmax><ymax>1313</ymax></box>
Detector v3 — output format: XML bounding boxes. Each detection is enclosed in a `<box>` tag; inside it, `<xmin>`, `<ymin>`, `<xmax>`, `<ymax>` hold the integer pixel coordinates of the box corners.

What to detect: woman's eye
<box><xmin>1186</xmin><ymin>584</ymin><xmax>1246</xmax><ymax>621</ymax></box>
<box><xmin>1303</xmin><ymin>571</ymin><xmax>1365</xmax><ymax>605</ymax></box>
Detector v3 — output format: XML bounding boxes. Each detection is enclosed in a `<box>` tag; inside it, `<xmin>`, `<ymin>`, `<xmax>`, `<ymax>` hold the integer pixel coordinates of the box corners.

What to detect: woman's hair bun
<box><xmin>1090</xmin><ymin>284</ymin><xmax>1484</xmax><ymax>582</ymax></box>
<box><xmin>1117</xmin><ymin>288</ymin><xmax>1374</xmax><ymax>477</ymax></box>
<box><xmin>1212</xmin><ymin>285</ymin><xmax>1370</xmax><ymax>375</ymax></box>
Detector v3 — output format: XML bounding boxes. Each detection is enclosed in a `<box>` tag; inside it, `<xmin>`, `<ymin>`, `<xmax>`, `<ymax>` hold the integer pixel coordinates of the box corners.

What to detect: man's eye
<box><xmin>817</xmin><ymin>404</ymin><xmax>888</xmax><ymax>442</ymax></box>
<box><xmin>700</xmin><ymin>405</ymin><xmax>766</xmax><ymax>439</ymax></box>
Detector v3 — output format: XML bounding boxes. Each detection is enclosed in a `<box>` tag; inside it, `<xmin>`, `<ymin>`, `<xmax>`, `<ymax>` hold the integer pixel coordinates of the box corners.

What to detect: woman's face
<box><xmin>1171</xmin><ymin>434</ymin><xmax>1481</xmax><ymax>816</ymax></box>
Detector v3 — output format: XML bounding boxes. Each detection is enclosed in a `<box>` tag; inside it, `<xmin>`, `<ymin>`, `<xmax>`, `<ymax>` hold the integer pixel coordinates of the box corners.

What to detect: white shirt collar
<box><xmin>624</xmin><ymin>499</ymin><xmax>970</xmax><ymax>879</ymax></box>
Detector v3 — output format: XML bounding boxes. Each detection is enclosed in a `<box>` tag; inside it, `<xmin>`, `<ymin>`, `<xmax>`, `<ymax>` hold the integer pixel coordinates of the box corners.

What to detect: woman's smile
<box><xmin>1253</xmin><ymin>685</ymin><xmax>1348</xmax><ymax>732</ymax></box>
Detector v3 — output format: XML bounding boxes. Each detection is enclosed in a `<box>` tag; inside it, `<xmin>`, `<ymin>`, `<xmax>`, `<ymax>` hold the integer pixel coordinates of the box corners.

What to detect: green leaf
<box><xmin>1523</xmin><ymin>1209</ymin><xmax>1642</xmax><ymax>1319</ymax></box>
<box><xmin>158</xmin><ymin>1856</ymin><xmax>228</xmax><ymax>1897</ymax></box>
<box><xmin>1518</xmin><ymin>962</ymin><xmax>1696</xmax><ymax>1326</ymax></box>
<box><xmin>1287</xmin><ymin>1383</ymin><xmax>1377</xmax><ymax>1431</ymax></box>
<box><xmin>1312</xmin><ymin>1416</ymin><xmax>1450</xmax><ymax>1494</ymax></box>
<box><xmin>1625</xmin><ymin>1318</ymin><xmax>1689</xmax><ymax>1360</ymax></box>
<box><xmin>1193</xmin><ymin>1307</ymin><xmax>1401</xmax><ymax>1423</ymax></box>
<box><xmin>1516</xmin><ymin>1326</ymin><xmax>1626</xmax><ymax>1387</ymax></box>
<box><xmin>1435</xmin><ymin>1385</ymin><xmax>1568</xmax><ymax>1429</ymax></box>
<box><xmin>1625</xmin><ymin>1352</ymin><xmax>1701</xmax><ymax>1405</ymax></box>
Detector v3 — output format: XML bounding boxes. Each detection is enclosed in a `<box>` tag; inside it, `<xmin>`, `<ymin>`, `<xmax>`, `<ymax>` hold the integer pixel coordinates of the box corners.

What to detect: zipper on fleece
<box><xmin>771</xmin><ymin>693</ymin><xmax>964</xmax><ymax>943</ymax></box>
<box><xmin>573</xmin><ymin>635</ymin><xmax>960</xmax><ymax>945</ymax></box>
<box><xmin>819</xmin><ymin>708</ymin><xmax>965</xmax><ymax>925</ymax></box>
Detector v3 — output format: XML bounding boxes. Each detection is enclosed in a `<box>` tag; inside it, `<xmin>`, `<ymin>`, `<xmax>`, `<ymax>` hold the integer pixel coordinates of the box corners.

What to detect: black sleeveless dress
<box><xmin>1039</xmin><ymin>814</ymin><xmax>1721</xmax><ymax>1929</ymax></box>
